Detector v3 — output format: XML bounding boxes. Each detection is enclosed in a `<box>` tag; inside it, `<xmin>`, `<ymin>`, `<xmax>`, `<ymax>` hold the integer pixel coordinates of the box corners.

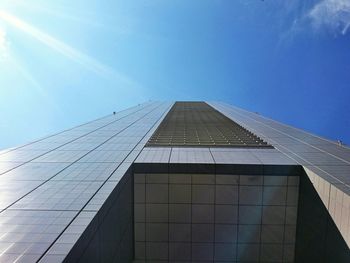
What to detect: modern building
<box><xmin>0</xmin><ymin>101</ymin><xmax>349</xmax><ymax>263</ymax></box>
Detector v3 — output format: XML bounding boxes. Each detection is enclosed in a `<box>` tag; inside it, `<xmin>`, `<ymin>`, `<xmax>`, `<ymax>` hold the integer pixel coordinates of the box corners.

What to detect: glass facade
<box><xmin>0</xmin><ymin>101</ymin><xmax>349</xmax><ymax>262</ymax></box>
<box><xmin>0</xmin><ymin>102</ymin><xmax>172</xmax><ymax>262</ymax></box>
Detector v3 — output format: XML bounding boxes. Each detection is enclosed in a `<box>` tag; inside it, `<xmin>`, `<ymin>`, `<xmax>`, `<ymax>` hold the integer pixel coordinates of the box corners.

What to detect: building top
<box><xmin>146</xmin><ymin>101</ymin><xmax>272</xmax><ymax>148</ymax></box>
<box><xmin>0</xmin><ymin>101</ymin><xmax>349</xmax><ymax>262</ymax></box>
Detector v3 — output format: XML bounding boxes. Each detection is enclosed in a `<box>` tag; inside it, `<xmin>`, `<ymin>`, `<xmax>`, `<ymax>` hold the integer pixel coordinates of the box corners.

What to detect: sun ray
<box><xmin>9</xmin><ymin>0</ymin><xmax>126</xmax><ymax>34</ymax></box>
<box><xmin>0</xmin><ymin>26</ymin><xmax>10</xmax><ymax>60</ymax></box>
<box><xmin>0</xmin><ymin>10</ymin><xmax>111</xmax><ymax>75</ymax></box>
<box><xmin>7</xmin><ymin>53</ymin><xmax>62</xmax><ymax>112</ymax></box>
<box><xmin>0</xmin><ymin>10</ymin><xmax>140</xmax><ymax>89</ymax></box>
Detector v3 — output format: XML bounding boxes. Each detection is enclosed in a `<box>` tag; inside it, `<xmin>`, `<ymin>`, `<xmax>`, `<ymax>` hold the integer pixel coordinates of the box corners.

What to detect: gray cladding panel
<box><xmin>134</xmin><ymin>170</ymin><xmax>300</xmax><ymax>263</ymax></box>
<box><xmin>208</xmin><ymin>101</ymin><xmax>350</xmax><ymax>248</ymax></box>
<box><xmin>208</xmin><ymin>102</ymin><xmax>350</xmax><ymax>190</ymax></box>
<box><xmin>136</xmin><ymin>147</ymin><xmax>297</xmax><ymax>165</ymax></box>
<box><xmin>0</xmin><ymin>102</ymin><xmax>174</xmax><ymax>262</ymax></box>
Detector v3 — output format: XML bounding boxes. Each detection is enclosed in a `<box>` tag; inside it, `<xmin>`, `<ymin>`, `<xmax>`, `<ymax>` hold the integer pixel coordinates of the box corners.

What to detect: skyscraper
<box><xmin>0</xmin><ymin>101</ymin><xmax>349</xmax><ymax>263</ymax></box>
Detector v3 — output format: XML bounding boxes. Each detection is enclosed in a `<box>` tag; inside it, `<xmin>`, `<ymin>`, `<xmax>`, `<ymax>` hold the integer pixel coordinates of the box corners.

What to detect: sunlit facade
<box><xmin>0</xmin><ymin>101</ymin><xmax>349</xmax><ymax>262</ymax></box>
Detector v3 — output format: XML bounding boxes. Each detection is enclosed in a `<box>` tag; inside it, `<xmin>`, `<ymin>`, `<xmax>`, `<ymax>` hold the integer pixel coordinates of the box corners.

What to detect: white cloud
<box><xmin>308</xmin><ymin>0</ymin><xmax>350</xmax><ymax>35</ymax></box>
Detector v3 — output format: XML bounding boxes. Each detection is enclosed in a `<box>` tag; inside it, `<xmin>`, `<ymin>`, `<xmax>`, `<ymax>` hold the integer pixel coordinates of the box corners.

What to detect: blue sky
<box><xmin>0</xmin><ymin>0</ymin><xmax>350</xmax><ymax>149</ymax></box>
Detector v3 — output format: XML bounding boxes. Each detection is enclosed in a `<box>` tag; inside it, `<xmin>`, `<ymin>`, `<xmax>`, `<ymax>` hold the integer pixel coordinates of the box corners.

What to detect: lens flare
<box><xmin>0</xmin><ymin>10</ymin><xmax>140</xmax><ymax>90</ymax></box>
<box><xmin>0</xmin><ymin>27</ymin><xmax>9</xmax><ymax>60</ymax></box>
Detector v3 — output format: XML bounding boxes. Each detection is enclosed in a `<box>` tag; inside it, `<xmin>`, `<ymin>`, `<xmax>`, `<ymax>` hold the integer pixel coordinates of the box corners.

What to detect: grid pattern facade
<box><xmin>208</xmin><ymin>102</ymin><xmax>350</xmax><ymax>248</ymax></box>
<box><xmin>0</xmin><ymin>102</ymin><xmax>173</xmax><ymax>263</ymax></box>
<box><xmin>146</xmin><ymin>102</ymin><xmax>271</xmax><ymax>148</ymax></box>
<box><xmin>0</xmin><ymin>100</ymin><xmax>349</xmax><ymax>262</ymax></box>
<box><xmin>134</xmin><ymin>173</ymin><xmax>299</xmax><ymax>262</ymax></box>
